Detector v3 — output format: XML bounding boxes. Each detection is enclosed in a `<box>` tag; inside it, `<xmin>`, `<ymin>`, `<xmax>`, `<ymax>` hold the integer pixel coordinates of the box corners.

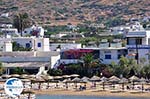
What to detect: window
<box><xmin>38</xmin><ymin>43</ymin><xmax>41</xmax><ymax>47</ymax></box>
<box><xmin>26</xmin><ymin>43</ymin><xmax>30</xmax><ymax>48</ymax></box>
<box><xmin>118</xmin><ymin>55</ymin><xmax>121</xmax><ymax>59</ymax></box>
<box><xmin>136</xmin><ymin>38</ymin><xmax>142</xmax><ymax>45</ymax></box>
<box><xmin>104</xmin><ymin>50</ymin><xmax>111</xmax><ymax>53</ymax></box>
<box><xmin>105</xmin><ymin>55</ymin><xmax>111</xmax><ymax>59</ymax></box>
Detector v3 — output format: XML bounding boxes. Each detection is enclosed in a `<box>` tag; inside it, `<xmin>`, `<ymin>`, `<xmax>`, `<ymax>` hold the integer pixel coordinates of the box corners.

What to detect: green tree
<box><xmin>13</xmin><ymin>12</ymin><xmax>32</xmax><ymax>36</ymax></box>
<box><xmin>12</xmin><ymin>42</ymin><xmax>31</xmax><ymax>51</ymax></box>
<box><xmin>140</xmin><ymin>65</ymin><xmax>150</xmax><ymax>79</ymax></box>
<box><xmin>0</xmin><ymin>62</ymin><xmax>5</xmax><ymax>75</ymax></box>
<box><xmin>80</xmin><ymin>53</ymin><xmax>97</xmax><ymax>76</ymax></box>
<box><xmin>48</xmin><ymin>69</ymin><xmax>62</xmax><ymax>76</ymax></box>
<box><xmin>12</xmin><ymin>67</ymin><xmax>25</xmax><ymax>75</ymax></box>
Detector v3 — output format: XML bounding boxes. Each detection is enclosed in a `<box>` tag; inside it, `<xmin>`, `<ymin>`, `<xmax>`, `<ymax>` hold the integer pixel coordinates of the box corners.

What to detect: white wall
<box><xmin>50</xmin><ymin>43</ymin><xmax>81</xmax><ymax>51</ymax></box>
<box><xmin>51</xmin><ymin>55</ymin><xmax>60</xmax><ymax>68</ymax></box>
<box><xmin>12</xmin><ymin>37</ymin><xmax>50</xmax><ymax>51</ymax></box>
<box><xmin>3</xmin><ymin>42</ymin><xmax>12</xmax><ymax>52</ymax></box>
<box><xmin>100</xmin><ymin>49</ymin><xmax>120</xmax><ymax>64</ymax></box>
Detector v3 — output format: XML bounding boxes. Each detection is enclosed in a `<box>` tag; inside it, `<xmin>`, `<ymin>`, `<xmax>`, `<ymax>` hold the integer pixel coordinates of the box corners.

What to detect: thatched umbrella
<box><xmin>29</xmin><ymin>77</ymin><xmax>36</xmax><ymax>89</ymax></box>
<box><xmin>63</xmin><ymin>79</ymin><xmax>71</xmax><ymax>89</ymax></box>
<box><xmin>20</xmin><ymin>74</ymin><xmax>29</xmax><ymax>79</ymax></box>
<box><xmin>40</xmin><ymin>75</ymin><xmax>53</xmax><ymax>89</ymax></box>
<box><xmin>22</xmin><ymin>90</ymin><xmax>34</xmax><ymax>99</ymax></box>
<box><xmin>140</xmin><ymin>77</ymin><xmax>146</xmax><ymax>92</ymax></box>
<box><xmin>72</xmin><ymin>77</ymin><xmax>81</xmax><ymax>89</ymax></box>
<box><xmin>109</xmin><ymin>76</ymin><xmax>120</xmax><ymax>89</ymax></box>
<box><xmin>70</xmin><ymin>74</ymin><xmax>80</xmax><ymax>78</ymax></box>
<box><xmin>62</xmin><ymin>75</ymin><xmax>71</xmax><ymax>79</ymax></box>
<box><xmin>100</xmin><ymin>76</ymin><xmax>108</xmax><ymax>90</ymax></box>
<box><xmin>53</xmin><ymin>76</ymin><xmax>62</xmax><ymax>80</ymax></box>
<box><xmin>53</xmin><ymin>76</ymin><xmax>62</xmax><ymax>88</ymax></box>
<box><xmin>11</xmin><ymin>74</ymin><xmax>20</xmax><ymax>78</ymax></box>
<box><xmin>90</xmin><ymin>75</ymin><xmax>100</xmax><ymax>88</ymax></box>
<box><xmin>21</xmin><ymin>79</ymin><xmax>31</xmax><ymax>89</ymax></box>
<box><xmin>81</xmin><ymin>76</ymin><xmax>90</xmax><ymax>82</ymax></box>
<box><xmin>36</xmin><ymin>76</ymin><xmax>45</xmax><ymax>89</ymax></box>
<box><xmin>2</xmin><ymin>74</ymin><xmax>11</xmax><ymax>79</ymax></box>
<box><xmin>81</xmin><ymin>76</ymin><xmax>90</xmax><ymax>89</ymax></box>
<box><xmin>129</xmin><ymin>75</ymin><xmax>140</xmax><ymax>90</ymax></box>
<box><xmin>46</xmin><ymin>76</ymin><xmax>53</xmax><ymax>89</ymax></box>
<box><xmin>119</xmin><ymin>77</ymin><xmax>128</xmax><ymax>90</ymax></box>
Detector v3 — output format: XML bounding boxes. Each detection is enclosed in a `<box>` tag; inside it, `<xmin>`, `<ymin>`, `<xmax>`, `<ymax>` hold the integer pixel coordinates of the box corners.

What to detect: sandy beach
<box><xmin>33</xmin><ymin>89</ymin><xmax>150</xmax><ymax>98</ymax></box>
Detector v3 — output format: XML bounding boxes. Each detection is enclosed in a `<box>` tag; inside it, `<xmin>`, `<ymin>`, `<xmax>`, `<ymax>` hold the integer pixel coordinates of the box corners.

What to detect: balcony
<box><xmin>99</xmin><ymin>43</ymin><xmax>109</xmax><ymax>48</ymax></box>
<box><xmin>126</xmin><ymin>45</ymin><xmax>150</xmax><ymax>49</ymax></box>
<box><xmin>99</xmin><ymin>43</ymin><xmax>122</xmax><ymax>48</ymax></box>
<box><xmin>126</xmin><ymin>31</ymin><xmax>146</xmax><ymax>37</ymax></box>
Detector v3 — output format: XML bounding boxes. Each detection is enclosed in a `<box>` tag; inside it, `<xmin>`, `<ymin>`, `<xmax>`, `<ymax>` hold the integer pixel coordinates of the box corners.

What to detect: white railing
<box><xmin>126</xmin><ymin>31</ymin><xmax>146</xmax><ymax>37</ymax></box>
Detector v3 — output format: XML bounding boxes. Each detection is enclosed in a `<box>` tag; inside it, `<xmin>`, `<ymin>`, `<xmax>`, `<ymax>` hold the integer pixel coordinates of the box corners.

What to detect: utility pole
<box><xmin>135</xmin><ymin>38</ymin><xmax>139</xmax><ymax>64</ymax></box>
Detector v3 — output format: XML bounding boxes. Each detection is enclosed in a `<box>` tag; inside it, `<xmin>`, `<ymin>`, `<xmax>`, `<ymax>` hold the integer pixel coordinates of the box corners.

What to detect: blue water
<box><xmin>36</xmin><ymin>95</ymin><xmax>149</xmax><ymax>99</ymax></box>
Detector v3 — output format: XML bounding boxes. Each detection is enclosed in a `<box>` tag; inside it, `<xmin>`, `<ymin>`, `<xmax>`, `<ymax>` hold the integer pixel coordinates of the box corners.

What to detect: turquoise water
<box><xmin>36</xmin><ymin>95</ymin><xmax>149</xmax><ymax>99</ymax></box>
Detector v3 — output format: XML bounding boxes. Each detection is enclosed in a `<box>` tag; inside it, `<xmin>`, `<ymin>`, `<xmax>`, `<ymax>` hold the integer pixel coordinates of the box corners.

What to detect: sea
<box><xmin>36</xmin><ymin>95</ymin><xmax>149</xmax><ymax>99</ymax></box>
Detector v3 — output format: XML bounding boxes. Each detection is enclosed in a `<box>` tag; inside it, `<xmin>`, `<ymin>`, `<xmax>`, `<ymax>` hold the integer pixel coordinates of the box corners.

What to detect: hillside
<box><xmin>0</xmin><ymin>0</ymin><xmax>150</xmax><ymax>26</ymax></box>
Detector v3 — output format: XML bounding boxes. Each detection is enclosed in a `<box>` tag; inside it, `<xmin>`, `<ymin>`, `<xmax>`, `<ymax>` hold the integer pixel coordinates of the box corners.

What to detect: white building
<box><xmin>12</xmin><ymin>37</ymin><xmax>50</xmax><ymax>51</ymax></box>
<box><xmin>126</xmin><ymin>22</ymin><xmax>150</xmax><ymax>64</ymax></box>
<box><xmin>51</xmin><ymin>32</ymin><xmax>84</xmax><ymax>39</ymax></box>
<box><xmin>0</xmin><ymin>23</ymin><xmax>19</xmax><ymax>37</ymax></box>
<box><xmin>0</xmin><ymin>38</ymin><xmax>12</xmax><ymax>52</ymax></box>
<box><xmin>0</xmin><ymin>51</ymin><xmax>60</xmax><ymax>74</ymax></box>
<box><xmin>23</xmin><ymin>25</ymin><xmax>44</xmax><ymax>37</ymax></box>
<box><xmin>50</xmin><ymin>43</ymin><xmax>82</xmax><ymax>51</ymax></box>
<box><xmin>110</xmin><ymin>26</ymin><xmax>130</xmax><ymax>35</ymax></box>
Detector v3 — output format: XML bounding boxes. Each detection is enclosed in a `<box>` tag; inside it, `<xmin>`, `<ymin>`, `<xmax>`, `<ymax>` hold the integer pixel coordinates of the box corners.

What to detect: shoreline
<box><xmin>33</xmin><ymin>89</ymin><xmax>150</xmax><ymax>98</ymax></box>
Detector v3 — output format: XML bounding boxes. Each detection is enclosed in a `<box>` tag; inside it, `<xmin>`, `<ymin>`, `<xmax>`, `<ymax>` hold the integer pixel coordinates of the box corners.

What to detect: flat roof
<box><xmin>3</xmin><ymin>62</ymin><xmax>50</xmax><ymax>68</ymax></box>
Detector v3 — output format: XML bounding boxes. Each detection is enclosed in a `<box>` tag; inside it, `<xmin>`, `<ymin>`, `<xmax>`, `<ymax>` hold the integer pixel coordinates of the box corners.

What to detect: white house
<box><xmin>0</xmin><ymin>51</ymin><xmax>60</xmax><ymax>74</ymax></box>
<box><xmin>0</xmin><ymin>23</ymin><xmax>19</xmax><ymax>37</ymax></box>
<box><xmin>126</xmin><ymin>22</ymin><xmax>150</xmax><ymax>64</ymax></box>
<box><xmin>50</xmin><ymin>43</ymin><xmax>82</xmax><ymax>51</ymax></box>
<box><xmin>12</xmin><ymin>37</ymin><xmax>50</xmax><ymax>51</ymax></box>
<box><xmin>23</xmin><ymin>25</ymin><xmax>44</xmax><ymax>37</ymax></box>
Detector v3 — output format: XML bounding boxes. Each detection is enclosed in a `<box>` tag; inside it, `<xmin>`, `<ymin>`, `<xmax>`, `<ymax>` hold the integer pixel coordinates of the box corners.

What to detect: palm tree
<box><xmin>81</xmin><ymin>53</ymin><xmax>100</xmax><ymax>76</ymax></box>
<box><xmin>13</xmin><ymin>12</ymin><xmax>32</xmax><ymax>36</ymax></box>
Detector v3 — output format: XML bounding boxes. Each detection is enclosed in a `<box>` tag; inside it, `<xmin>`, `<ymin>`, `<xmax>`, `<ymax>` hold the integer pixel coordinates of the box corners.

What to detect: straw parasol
<box><xmin>70</xmin><ymin>74</ymin><xmax>80</xmax><ymax>78</ymax></box>
<box><xmin>81</xmin><ymin>76</ymin><xmax>89</xmax><ymax>89</ymax></box>
<box><xmin>53</xmin><ymin>76</ymin><xmax>62</xmax><ymax>80</ymax></box>
<box><xmin>2</xmin><ymin>74</ymin><xmax>11</xmax><ymax>79</ymax></box>
<box><xmin>20</xmin><ymin>74</ymin><xmax>29</xmax><ymax>79</ymax></box>
<box><xmin>28</xmin><ymin>77</ymin><xmax>36</xmax><ymax>89</ymax></box>
<box><xmin>81</xmin><ymin>76</ymin><xmax>90</xmax><ymax>82</ymax></box>
<box><xmin>129</xmin><ymin>75</ymin><xmax>140</xmax><ymax>90</ymax></box>
<box><xmin>29</xmin><ymin>74</ymin><xmax>36</xmax><ymax>78</ymax></box>
<box><xmin>90</xmin><ymin>75</ymin><xmax>100</xmax><ymax>82</ymax></box>
<box><xmin>62</xmin><ymin>75</ymin><xmax>71</xmax><ymax>78</ymax></box>
<box><xmin>140</xmin><ymin>77</ymin><xmax>146</xmax><ymax>92</ymax></box>
<box><xmin>119</xmin><ymin>77</ymin><xmax>128</xmax><ymax>90</ymax></box>
<box><xmin>90</xmin><ymin>75</ymin><xmax>100</xmax><ymax>88</ymax></box>
<box><xmin>109</xmin><ymin>76</ymin><xmax>120</xmax><ymax>89</ymax></box>
<box><xmin>21</xmin><ymin>79</ymin><xmax>31</xmax><ymax>82</ymax></box>
<box><xmin>72</xmin><ymin>77</ymin><xmax>81</xmax><ymax>89</ymax></box>
<box><xmin>72</xmin><ymin>77</ymin><xmax>81</xmax><ymax>82</ymax></box>
<box><xmin>10</xmin><ymin>74</ymin><xmax>20</xmax><ymax>78</ymax></box>
<box><xmin>129</xmin><ymin>75</ymin><xmax>140</xmax><ymax>82</ymax></box>
<box><xmin>63</xmin><ymin>79</ymin><xmax>71</xmax><ymax>89</ymax></box>
<box><xmin>36</xmin><ymin>76</ymin><xmax>45</xmax><ymax>89</ymax></box>
<box><xmin>109</xmin><ymin>76</ymin><xmax>120</xmax><ymax>83</ymax></box>
<box><xmin>100</xmin><ymin>76</ymin><xmax>108</xmax><ymax>90</ymax></box>
<box><xmin>45</xmin><ymin>75</ymin><xmax>54</xmax><ymax>89</ymax></box>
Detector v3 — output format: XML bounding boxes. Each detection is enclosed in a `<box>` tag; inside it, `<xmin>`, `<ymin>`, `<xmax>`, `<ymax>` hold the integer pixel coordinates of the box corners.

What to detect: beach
<box><xmin>33</xmin><ymin>89</ymin><xmax>150</xmax><ymax>98</ymax></box>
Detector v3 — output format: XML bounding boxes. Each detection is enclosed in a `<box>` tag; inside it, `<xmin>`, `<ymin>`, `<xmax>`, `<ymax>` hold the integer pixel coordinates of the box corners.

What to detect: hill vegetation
<box><xmin>0</xmin><ymin>0</ymin><xmax>150</xmax><ymax>26</ymax></box>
